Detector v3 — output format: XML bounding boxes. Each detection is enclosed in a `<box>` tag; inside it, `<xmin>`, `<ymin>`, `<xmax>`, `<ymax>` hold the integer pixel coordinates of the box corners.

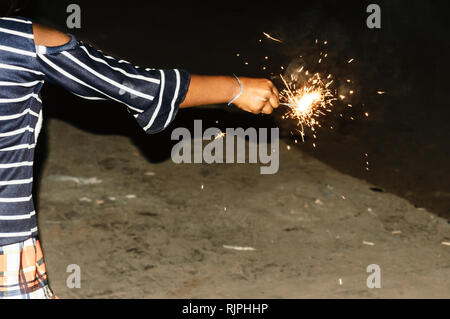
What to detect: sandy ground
<box><xmin>36</xmin><ymin>114</ymin><xmax>449</xmax><ymax>299</ymax></box>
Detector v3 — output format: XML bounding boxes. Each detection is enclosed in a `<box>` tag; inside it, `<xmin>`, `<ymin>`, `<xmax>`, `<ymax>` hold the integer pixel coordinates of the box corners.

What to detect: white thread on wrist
<box><xmin>228</xmin><ymin>74</ymin><xmax>243</xmax><ymax>106</ymax></box>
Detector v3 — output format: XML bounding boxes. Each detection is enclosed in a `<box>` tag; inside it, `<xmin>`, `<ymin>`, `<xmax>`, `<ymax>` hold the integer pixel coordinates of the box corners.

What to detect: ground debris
<box><xmin>314</xmin><ymin>199</ymin><xmax>324</xmax><ymax>206</ymax></box>
<box><xmin>223</xmin><ymin>245</ymin><xmax>256</xmax><ymax>252</ymax></box>
<box><xmin>47</xmin><ymin>175</ymin><xmax>102</xmax><ymax>185</ymax></box>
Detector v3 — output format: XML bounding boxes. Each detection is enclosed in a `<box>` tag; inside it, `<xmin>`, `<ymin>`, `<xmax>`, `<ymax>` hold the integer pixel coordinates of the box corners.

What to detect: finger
<box><xmin>250</xmin><ymin>103</ymin><xmax>262</xmax><ymax>114</ymax></box>
<box><xmin>272</xmin><ymin>85</ymin><xmax>280</xmax><ymax>100</ymax></box>
<box><xmin>261</xmin><ymin>102</ymin><xmax>274</xmax><ymax>115</ymax></box>
<box><xmin>256</xmin><ymin>95</ymin><xmax>269</xmax><ymax>102</ymax></box>
<box><xmin>268</xmin><ymin>91</ymin><xmax>279</xmax><ymax>109</ymax></box>
<box><xmin>254</xmin><ymin>95</ymin><xmax>269</xmax><ymax>113</ymax></box>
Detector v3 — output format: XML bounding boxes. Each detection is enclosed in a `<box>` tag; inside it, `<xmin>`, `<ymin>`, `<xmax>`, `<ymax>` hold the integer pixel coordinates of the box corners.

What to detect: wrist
<box><xmin>228</xmin><ymin>74</ymin><xmax>243</xmax><ymax>106</ymax></box>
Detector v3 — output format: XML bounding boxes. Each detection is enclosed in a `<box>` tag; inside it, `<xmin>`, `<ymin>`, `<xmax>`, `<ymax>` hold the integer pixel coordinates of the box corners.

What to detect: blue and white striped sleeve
<box><xmin>34</xmin><ymin>35</ymin><xmax>190</xmax><ymax>134</ymax></box>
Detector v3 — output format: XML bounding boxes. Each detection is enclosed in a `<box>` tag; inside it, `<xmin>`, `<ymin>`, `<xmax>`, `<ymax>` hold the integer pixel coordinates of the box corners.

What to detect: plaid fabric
<box><xmin>0</xmin><ymin>237</ymin><xmax>56</xmax><ymax>299</ymax></box>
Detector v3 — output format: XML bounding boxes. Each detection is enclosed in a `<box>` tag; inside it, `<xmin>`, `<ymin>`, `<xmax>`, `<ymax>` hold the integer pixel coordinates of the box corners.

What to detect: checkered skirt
<box><xmin>0</xmin><ymin>237</ymin><xmax>56</xmax><ymax>299</ymax></box>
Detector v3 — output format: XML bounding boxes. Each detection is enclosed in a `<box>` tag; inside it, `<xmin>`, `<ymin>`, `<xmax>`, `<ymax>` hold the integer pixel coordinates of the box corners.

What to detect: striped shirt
<box><xmin>0</xmin><ymin>16</ymin><xmax>190</xmax><ymax>246</ymax></box>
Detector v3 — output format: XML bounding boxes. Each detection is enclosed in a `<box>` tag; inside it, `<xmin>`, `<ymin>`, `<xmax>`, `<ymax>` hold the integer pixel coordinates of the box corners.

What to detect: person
<box><xmin>0</xmin><ymin>15</ymin><xmax>279</xmax><ymax>298</ymax></box>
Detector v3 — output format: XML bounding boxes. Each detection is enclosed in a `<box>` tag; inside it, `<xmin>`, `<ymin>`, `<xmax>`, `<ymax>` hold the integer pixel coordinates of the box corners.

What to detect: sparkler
<box><xmin>279</xmin><ymin>71</ymin><xmax>337</xmax><ymax>141</ymax></box>
<box><xmin>235</xmin><ymin>33</ymin><xmax>377</xmax><ymax>157</ymax></box>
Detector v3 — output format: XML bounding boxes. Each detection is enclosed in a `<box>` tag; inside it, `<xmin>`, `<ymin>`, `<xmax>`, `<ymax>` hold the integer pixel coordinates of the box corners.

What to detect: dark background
<box><xmin>6</xmin><ymin>0</ymin><xmax>450</xmax><ymax>219</ymax></box>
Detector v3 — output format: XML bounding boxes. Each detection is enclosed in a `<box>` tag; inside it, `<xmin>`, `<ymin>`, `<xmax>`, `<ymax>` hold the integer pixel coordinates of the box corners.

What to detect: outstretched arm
<box><xmin>180</xmin><ymin>75</ymin><xmax>279</xmax><ymax>114</ymax></box>
<box><xmin>33</xmin><ymin>24</ymin><xmax>280</xmax><ymax>115</ymax></box>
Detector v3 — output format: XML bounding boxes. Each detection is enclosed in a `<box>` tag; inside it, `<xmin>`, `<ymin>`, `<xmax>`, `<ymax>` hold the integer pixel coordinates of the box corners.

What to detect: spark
<box><xmin>348</xmin><ymin>58</ymin><xmax>354</xmax><ymax>64</ymax></box>
<box><xmin>377</xmin><ymin>91</ymin><xmax>386</xmax><ymax>95</ymax></box>
<box><xmin>364</xmin><ymin>153</ymin><xmax>370</xmax><ymax>172</ymax></box>
<box><xmin>279</xmin><ymin>72</ymin><xmax>337</xmax><ymax>141</ymax></box>
<box><xmin>263</xmin><ymin>32</ymin><xmax>283</xmax><ymax>43</ymax></box>
<box><xmin>215</xmin><ymin>132</ymin><xmax>226</xmax><ymax>140</ymax></box>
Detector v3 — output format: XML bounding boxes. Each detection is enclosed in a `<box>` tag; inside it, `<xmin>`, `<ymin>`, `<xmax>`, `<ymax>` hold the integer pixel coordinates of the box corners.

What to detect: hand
<box><xmin>232</xmin><ymin>77</ymin><xmax>280</xmax><ymax>115</ymax></box>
